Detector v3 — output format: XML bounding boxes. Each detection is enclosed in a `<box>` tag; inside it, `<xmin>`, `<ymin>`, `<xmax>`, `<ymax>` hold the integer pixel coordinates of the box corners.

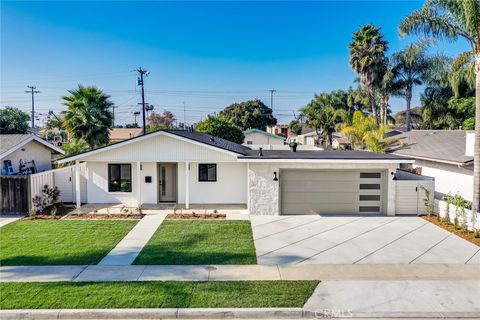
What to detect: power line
<box><xmin>269</xmin><ymin>89</ymin><xmax>276</xmax><ymax>112</ymax></box>
<box><xmin>25</xmin><ymin>86</ymin><xmax>40</xmax><ymax>128</ymax></box>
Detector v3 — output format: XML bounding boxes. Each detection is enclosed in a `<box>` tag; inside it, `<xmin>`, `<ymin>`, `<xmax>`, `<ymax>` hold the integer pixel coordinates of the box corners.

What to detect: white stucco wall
<box><xmin>414</xmin><ymin>159</ymin><xmax>473</xmax><ymax>201</ymax></box>
<box><xmin>1</xmin><ymin>140</ymin><xmax>53</xmax><ymax>173</ymax></box>
<box><xmin>244</xmin><ymin>132</ymin><xmax>284</xmax><ymax>146</ymax></box>
<box><xmin>247</xmin><ymin>162</ymin><xmax>399</xmax><ymax>216</ymax></box>
<box><xmin>85</xmin><ymin>161</ymin><xmax>158</xmax><ymax>205</ymax></box>
<box><xmin>177</xmin><ymin>162</ymin><xmax>247</xmax><ymax>204</ymax></box>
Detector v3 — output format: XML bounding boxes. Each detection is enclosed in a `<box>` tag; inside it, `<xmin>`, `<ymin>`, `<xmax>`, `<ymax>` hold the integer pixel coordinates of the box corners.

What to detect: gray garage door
<box><xmin>280</xmin><ymin>170</ymin><xmax>385</xmax><ymax>215</ymax></box>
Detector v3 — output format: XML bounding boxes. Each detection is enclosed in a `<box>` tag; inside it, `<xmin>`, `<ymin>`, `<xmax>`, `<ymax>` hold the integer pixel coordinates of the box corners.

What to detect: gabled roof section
<box><xmin>57</xmin><ymin>129</ymin><xmax>251</xmax><ymax>163</ymax></box>
<box><xmin>389</xmin><ymin>130</ymin><xmax>472</xmax><ymax>165</ymax></box>
<box><xmin>0</xmin><ymin>134</ymin><xmax>65</xmax><ymax>158</ymax></box>
<box><xmin>244</xmin><ymin>128</ymin><xmax>285</xmax><ymax>140</ymax></box>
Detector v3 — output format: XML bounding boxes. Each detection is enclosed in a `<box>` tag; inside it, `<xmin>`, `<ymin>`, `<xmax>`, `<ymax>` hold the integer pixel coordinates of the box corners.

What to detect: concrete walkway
<box><xmin>1</xmin><ymin>264</ymin><xmax>479</xmax><ymax>282</ymax></box>
<box><xmin>0</xmin><ymin>215</ymin><xmax>24</xmax><ymax>228</ymax></box>
<box><xmin>252</xmin><ymin>215</ymin><xmax>480</xmax><ymax>265</ymax></box>
<box><xmin>98</xmin><ymin>213</ymin><xmax>167</xmax><ymax>266</ymax></box>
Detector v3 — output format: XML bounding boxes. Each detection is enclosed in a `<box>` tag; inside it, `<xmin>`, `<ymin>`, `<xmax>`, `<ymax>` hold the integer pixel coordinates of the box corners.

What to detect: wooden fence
<box><xmin>0</xmin><ymin>176</ymin><xmax>30</xmax><ymax>214</ymax></box>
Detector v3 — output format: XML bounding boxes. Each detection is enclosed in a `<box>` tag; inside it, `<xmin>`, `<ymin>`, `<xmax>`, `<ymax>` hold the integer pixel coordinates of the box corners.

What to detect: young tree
<box><xmin>0</xmin><ymin>107</ymin><xmax>30</xmax><ymax>134</ymax></box>
<box><xmin>195</xmin><ymin>115</ymin><xmax>244</xmax><ymax>144</ymax></box>
<box><xmin>219</xmin><ymin>99</ymin><xmax>277</xmax><ymax>130</ymax></box>
<box><xmin>63</xmin><ymin>85</ymin><xmax>113</xmax><ymax>149</ymax></box>
<box><xmin>400</xmin><ymin>0</ymin><xmax>480</xmax><ymax>218</ymax></box>
<box><xmin>349</xmin><ymin>24</ymin><xmax>388</xmax><ymax>120</ymax></box>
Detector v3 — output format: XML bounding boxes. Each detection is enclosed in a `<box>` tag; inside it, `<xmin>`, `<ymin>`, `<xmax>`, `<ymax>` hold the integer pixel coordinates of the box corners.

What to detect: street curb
<box><xmin>0</xmin><ymin>308</ymin><xmax>304</xmax><ymax>319</ymax></box>
<box><xmin>2</xmin><ymin>308</ymin><xmax>480</xmax><ymax>319</ymax></box>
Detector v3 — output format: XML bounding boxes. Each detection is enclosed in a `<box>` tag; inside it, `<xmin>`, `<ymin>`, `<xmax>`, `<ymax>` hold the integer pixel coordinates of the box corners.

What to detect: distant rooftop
<box><xmin>390</xmin><ymin>130</ymin><xmax>473</xmax><ymax>165</ymax></box>
<box><xmin>240</xmin><ymin>149</ymin><xmax>413</xmax><ymax>161</ymax></box>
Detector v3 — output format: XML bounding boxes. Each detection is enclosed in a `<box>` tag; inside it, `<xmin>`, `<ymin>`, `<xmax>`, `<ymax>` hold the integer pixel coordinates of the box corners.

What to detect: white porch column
<box><xmin>75</xmin><ymin>160</ymin><xmax>81</xmax><ymax>208</ymax></box>
<box><xmin>136</xmin><ymin>161</ymin><xmax>142</xmax><ymax>206</ymax></box>
<box><xmin>185</xmin><ymin>161</ymin><xmax>190</xmax><ymax>209</ymax></box>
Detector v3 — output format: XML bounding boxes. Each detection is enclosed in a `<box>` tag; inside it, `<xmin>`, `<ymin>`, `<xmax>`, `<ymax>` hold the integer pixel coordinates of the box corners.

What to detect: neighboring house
<box><xmin>243</xmin><ymin>129</ymin><xmax>284</xmax><ymax>146</ymax></box>
<box><xmin>109</xmin><ymin>128</ymin><xmax>143</xmax><ymax>143</ymax></box>
<box><xmin>0</xmin><ymin>134</ymin><xmax>64</xmax><ymax>175</ymax></box>
<box><xmin>57</xmin><ymin>129</ymin><xmax>417</xmax><ymax>216</ymax></box>
<box><xmin>266</xmin><ymin>124</ymin><xmax>289</xmax><ymax>138</ymax></box>
<box><xmin>332</xmin><ymin>136</ymin><xmax>352</xmax><ymax>150</ymax></box>
<box><xmin>390</xmin><ymin>130</ymin><xmax>474</xmax><ymax>202</ymax></box>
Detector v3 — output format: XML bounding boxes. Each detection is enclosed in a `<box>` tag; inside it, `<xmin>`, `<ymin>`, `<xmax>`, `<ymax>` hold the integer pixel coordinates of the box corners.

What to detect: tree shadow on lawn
<box><xmin>0</xmin><ymin>250</ymin><xmax>112</xmax><ymax>266</ymax></box>
<box><xmin>134</xmin><ymin>232</ymin><xmax>257</xmax><ymax>265</ymax></box>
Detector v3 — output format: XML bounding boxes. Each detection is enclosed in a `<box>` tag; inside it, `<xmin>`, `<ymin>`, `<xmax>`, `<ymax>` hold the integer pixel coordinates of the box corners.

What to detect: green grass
<box><xmin>0</xmin><ymin>281</ymin><xmax>318</xmax><ymax>309</ymax></box>
<box><xmin>134</xmin><ymin>220</ymin><xmax>257</xmax><ymax>265</ymax></box>
<box><xmin>0</xmin><ymin>220</ymin><xmax>137</xmax><ymax>265</ymax></box>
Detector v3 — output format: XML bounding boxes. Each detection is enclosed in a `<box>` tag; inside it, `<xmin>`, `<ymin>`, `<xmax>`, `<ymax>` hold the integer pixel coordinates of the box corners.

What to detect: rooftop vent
<box><xmin>258</xmin><ymin>147</ymin><xmax>263</xmax><ymax>157</ymax></box>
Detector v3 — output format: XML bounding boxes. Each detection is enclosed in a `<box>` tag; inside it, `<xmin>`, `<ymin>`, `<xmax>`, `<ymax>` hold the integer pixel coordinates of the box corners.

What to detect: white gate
<box><xmin>395</xmin><ymin>170</ymin><xmax>435</xmax><ymax>215</ymax></box>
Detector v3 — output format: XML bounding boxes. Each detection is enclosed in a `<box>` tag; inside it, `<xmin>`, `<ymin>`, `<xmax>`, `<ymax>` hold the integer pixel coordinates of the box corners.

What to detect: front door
<box><xmin>158</xmin><ymin>163</ymin><xmax>177</xmax><ymax>202</ymax></box>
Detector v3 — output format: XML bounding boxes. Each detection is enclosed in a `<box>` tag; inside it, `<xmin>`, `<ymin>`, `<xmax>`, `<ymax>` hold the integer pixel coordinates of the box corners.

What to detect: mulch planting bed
<box><xmin>64</xmin><ymin>213</ymin><xmax>144</xmax><ymax>220</ymax></box>
<box><xmin>422</xmin><ymin>215</ymin><xmax>480</xmax><ymax>246</ymax></box>
<box><xmin>166</xmin><ymin>213</ymin><xmax>226</xmax><ymax>220</ymax></box>
<box><xmin>22</xmin><ymin>204</ymin><xmax>75</xmax><ymax>220</ymax></box>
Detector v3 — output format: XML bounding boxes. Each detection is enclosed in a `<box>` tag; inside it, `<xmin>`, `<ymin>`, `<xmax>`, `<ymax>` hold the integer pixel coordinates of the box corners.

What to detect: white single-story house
<box><xmin>1</xmin><ymin>134</ymin><xmax>64</xmax><ymax>175</ymax></box>
<box><xmin>391</xmin><ymin>130</ymin><xmax>474</xmax><ymax>202</ymax></box>
<box><xmin>243</xmin><ymin>128</ymin><xmax>284</xmax><ymax>146</ymax></box>
<box><xmin>57</xmin><ymin>129</ymin><xmax>420</xmax><ymax>216</ymax></box>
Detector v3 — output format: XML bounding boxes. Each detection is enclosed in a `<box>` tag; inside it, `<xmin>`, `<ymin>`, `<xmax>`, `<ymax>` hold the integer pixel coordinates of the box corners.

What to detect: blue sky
<box><xmin>0</xmin><ymin>1</ymin><xmax>469</xmax><ymax>126</ymax></box>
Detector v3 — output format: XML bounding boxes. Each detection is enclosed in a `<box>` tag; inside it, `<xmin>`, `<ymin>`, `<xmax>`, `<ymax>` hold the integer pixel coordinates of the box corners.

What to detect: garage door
<box><xmin>280</xmin><ymin>170</ymin><xmax>384</xmax><ymax>215</ymax></box>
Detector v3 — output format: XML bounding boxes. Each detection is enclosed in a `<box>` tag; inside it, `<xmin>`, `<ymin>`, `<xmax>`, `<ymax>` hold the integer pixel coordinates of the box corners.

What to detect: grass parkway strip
<box><xmin>134</xmin><ymin>220</ymin><xmax>257</xmax><ymax>265</ymax></box>
<box><xmin>0</xmin><ymin>220</ymin><xmax>138</xmax><ymax>266</ymax></box>
<box><xmin>0</xmin><ymin>281</ymin><xmax>318</xmax><ymax>309</ymax></box>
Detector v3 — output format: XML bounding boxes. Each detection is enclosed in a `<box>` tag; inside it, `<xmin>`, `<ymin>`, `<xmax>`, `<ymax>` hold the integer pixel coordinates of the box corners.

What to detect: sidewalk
<box><xmin>1</xmin><ymin>264</ymin><xmax>479</xmax><ymax>282</ymax></box>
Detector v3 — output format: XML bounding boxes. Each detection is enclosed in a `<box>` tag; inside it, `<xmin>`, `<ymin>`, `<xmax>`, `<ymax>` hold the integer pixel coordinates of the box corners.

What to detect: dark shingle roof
<box><xmin>164</xmin><ymin>130</ymin><xmax>251</xmax><ymax>155</ymax></box>
<box><xmin>240</xmin><ymin>149</ymin><xmax>413</xmax><ymax>160</ymax></box>
<box><xmin>390</xmin><ymin>130</ymin><xmax>472</xmax><ymax>165</ymax></box>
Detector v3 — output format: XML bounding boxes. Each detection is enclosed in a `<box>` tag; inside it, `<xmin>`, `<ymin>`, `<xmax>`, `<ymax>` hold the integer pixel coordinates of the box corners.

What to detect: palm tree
<box><xmin>390</xmin><ymin>41</ymin><xmax>437</xmax><ymax>131</ymax></box>
<box><xmin>349</xmin><ymin>24</ymin><xmax>388</xmax><ymax>120</ymax></box>
<box><xmin>341</xmin><ymin>111</ymin><xmax>397</xmax><ymax>152</ymax></box>
<box><xmin>300</xmin><ymin>93</ymin><xmax>348</xmax><ymax>149</ymax></box>
<box><xmin>377</xmin><ymin>58</ymin><xmax>402</xmax><ymax>125</ymax></box>
<box><xmin>63</xmin><ymin>85</ymin><xmax>113</xmax><ymax>149</ymax></box>
<box><xmin>400</xmin><ymin>0</ymin><xmax>480</xmax><ymax>220</ymax></box>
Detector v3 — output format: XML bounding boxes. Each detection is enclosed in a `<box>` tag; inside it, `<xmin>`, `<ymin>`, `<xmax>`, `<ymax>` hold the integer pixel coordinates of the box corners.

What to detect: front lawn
<box><xmin>0</xmin><ymin>281</ymin><xmax>318</xmax><ymax>309</ymax></box>
<box><xmin>0</xmin><ymin>220</ymin><xmax>137</xmax><ymax>265</ymax></box>
<box><xmin>134</xmin><ymin>220</ymin><xmax>257</xmax><ymax>265</ymax></box>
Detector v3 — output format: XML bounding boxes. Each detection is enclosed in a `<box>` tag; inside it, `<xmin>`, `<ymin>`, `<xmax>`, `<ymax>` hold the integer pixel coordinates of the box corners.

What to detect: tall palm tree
<box><xmin>400</xmin><ymin>0</ymin><xmax>480</xmax><ymax>220</ymax></box>
<box><xmin>349</xmin><ymin>24</ymin><xmax>388</xmax><ymax>120</ymax></box>
<box><xmin>300</xmin><ymin>93</ymin><xmax>348</xmax><ymax>149</ymax></box>
<box><xmin>390</xmin><ymin>41</ymin><xmax>437</xmax><ymax>131</ymax></box>
<box><xmin>63</xmin><ymin>85</ymin><xmax>113</xmax><ymax>149</ymax></box>
<box><xmin>378</xmin><ymin>58</ymin><xmax>402</xmax><ymax>125</ymax></box>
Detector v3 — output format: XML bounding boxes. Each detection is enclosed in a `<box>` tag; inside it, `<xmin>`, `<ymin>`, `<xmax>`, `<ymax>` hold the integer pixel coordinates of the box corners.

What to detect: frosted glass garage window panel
<box><xmin>199</xmin><ymin>164</ymin><xmax>217</xmax><ymax>182</ymax></box>
<box><xmin>108</xmin><ymin>164</ymin><xmax>132</xmax><ymax>192</ymax></box>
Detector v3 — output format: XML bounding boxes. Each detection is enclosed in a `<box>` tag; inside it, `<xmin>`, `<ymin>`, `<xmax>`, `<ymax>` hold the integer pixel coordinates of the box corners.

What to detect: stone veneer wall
<box><xmin>248</xmin><ymin>162</ymin><xmax>399</xmax><ymax>216</ymax></box>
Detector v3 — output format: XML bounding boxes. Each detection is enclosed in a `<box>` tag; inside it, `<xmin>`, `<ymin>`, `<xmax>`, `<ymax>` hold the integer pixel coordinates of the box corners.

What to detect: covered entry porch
<box><xmin>73</xmin><ymin>160</ymin><xmax>248</xmax><ymax>209</ymax></box>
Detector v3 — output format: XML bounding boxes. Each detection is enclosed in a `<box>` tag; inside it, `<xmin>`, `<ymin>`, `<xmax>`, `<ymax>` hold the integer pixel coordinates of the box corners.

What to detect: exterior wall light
<box><xmin>273</xmin><ymin>171</ymin><xmax>278</xmax><ymax>181</ymax></box>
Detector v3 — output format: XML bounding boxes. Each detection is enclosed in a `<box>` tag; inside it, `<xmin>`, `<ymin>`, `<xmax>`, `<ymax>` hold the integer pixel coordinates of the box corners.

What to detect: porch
<box><xmin>72</xmin><ymin>160</ymin><xmax>248</xmax><ymax>210</ymax></box>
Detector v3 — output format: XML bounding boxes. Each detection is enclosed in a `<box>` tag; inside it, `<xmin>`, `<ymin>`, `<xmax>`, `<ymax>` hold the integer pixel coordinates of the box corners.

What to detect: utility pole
<box><xmin>136</xmin><ymin>68</ymin><xmax>149</xmax><ymax>135</ymax></box>
<box><xmin>25</xmin><ymin>86</ymin><xmax>40</xmax><ymax>128</ymax></box>
<box><xmin>183</xmin><ymin>101</ymin><xmax>186</xmax><ymax>130</ymax></box>
<box><xmin>269</xmin><ymin>89</ymin><xmax>276</xmax><ymax>112</ymax></box>
<box><xmin>133</xmin><ymin>111</ymin><xmax>140</xmax><ymax>127</ymax></box>
<box><xmin>110</xmin><ymin>106</ymin><xmax>118</xmax><ymax>127</ymax></box>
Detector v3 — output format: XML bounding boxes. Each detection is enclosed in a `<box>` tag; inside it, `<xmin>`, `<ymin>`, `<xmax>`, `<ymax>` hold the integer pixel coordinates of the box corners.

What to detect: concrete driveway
<box><xmin>251</xmin><ymin>215</ymin><xmax>480</xmax><ymax>265</ymax></box>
